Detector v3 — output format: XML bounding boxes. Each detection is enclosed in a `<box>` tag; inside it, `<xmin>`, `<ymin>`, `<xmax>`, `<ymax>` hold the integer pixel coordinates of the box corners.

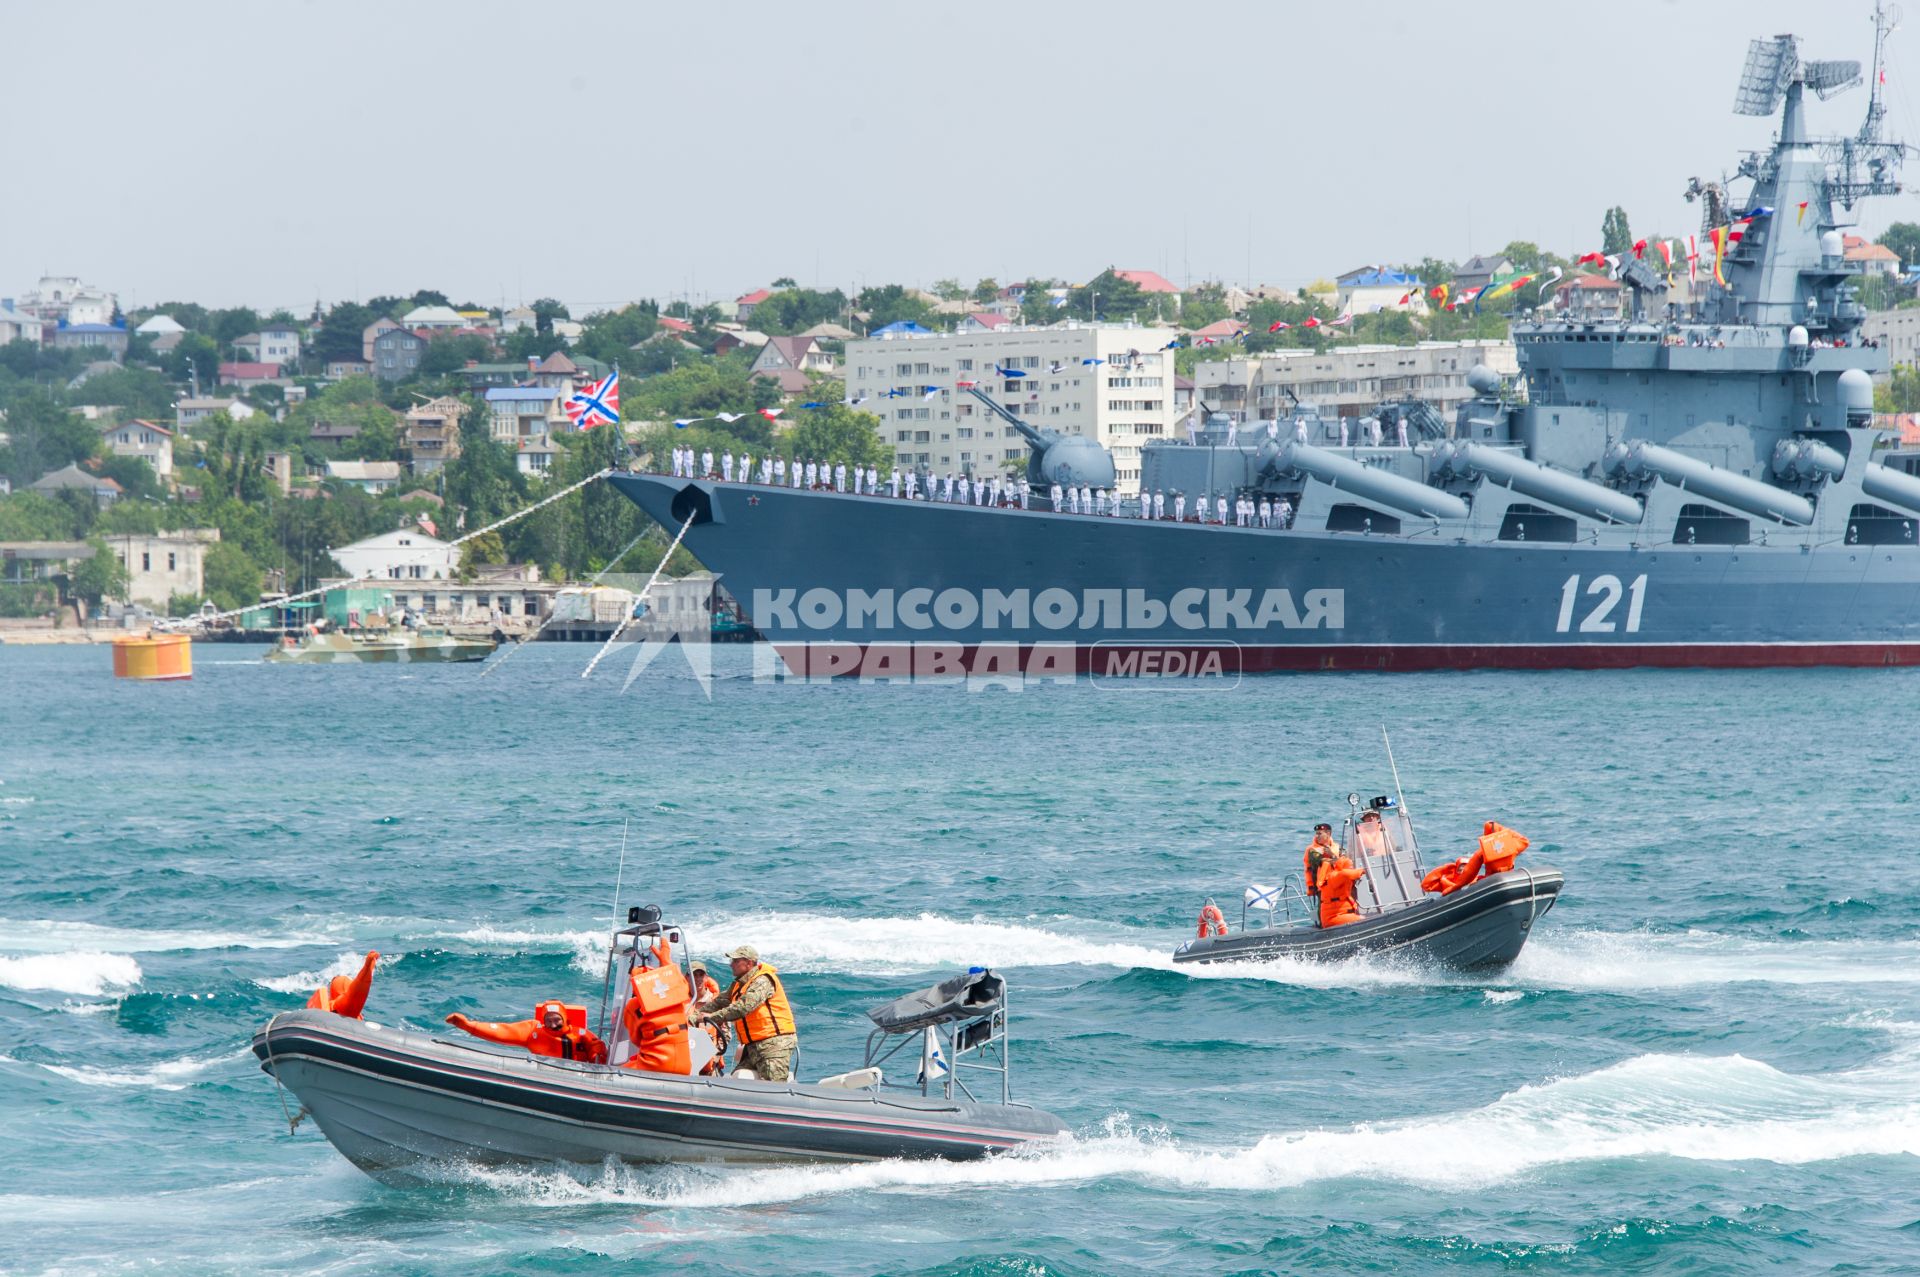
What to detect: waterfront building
<box><xmin>103</xmin><ymin>529</ymin><xmax>219</xmax><ymax>608</ymax></box>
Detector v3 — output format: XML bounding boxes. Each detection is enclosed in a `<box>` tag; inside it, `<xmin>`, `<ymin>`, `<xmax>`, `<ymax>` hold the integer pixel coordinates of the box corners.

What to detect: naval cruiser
<box><xmin>613</xmin><ymin>18</ymin><xmax>1920</xmax><ymax>673</ymax></box>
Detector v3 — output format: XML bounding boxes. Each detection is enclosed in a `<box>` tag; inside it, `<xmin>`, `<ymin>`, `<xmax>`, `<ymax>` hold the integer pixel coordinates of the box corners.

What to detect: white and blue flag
<box><xmin>1245</xmin><ymin>883</ymin><xmax>1282</xmax><ymax>910</ymax></box>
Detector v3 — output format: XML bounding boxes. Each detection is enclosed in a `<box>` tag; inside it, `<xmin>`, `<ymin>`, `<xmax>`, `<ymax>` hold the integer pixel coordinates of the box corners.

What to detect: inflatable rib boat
<box><xmin>254</xmin><ymin>912</ymin><xmax>1066</xmax><ymax>1180</ymax></box>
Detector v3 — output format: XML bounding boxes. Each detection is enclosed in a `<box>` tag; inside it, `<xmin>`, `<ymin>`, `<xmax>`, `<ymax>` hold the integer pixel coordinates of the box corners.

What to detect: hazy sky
<box><xmin>4</xmin><ymin>1</ymin><xmax>1908</xmax><ymax>314</ymax></box>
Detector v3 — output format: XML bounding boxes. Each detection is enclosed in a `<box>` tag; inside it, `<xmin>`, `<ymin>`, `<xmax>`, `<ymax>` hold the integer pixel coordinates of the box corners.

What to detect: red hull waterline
<box><xmin>765</xmin><ymin>641</ymin><xmax>1920</xmax><ymax>677</ymax></box>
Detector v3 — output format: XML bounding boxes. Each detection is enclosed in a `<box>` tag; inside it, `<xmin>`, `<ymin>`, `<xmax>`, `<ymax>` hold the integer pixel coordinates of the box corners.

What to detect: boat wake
<box><xmin>1502</xmin><ymin>927</ymin><xmax>1920</xmax><ymax>991</ymax></box>
<box><xmin>35</xmin><ymin>1047</ymin><xmax>251</xmax><ymax>1091</ymax></box>
<box><xmin>0</xmin><ymin>917</ymin><xmax>335</xmax><ymax>954</ymax></box>
<box><xmin>433</xmin><ymin>1028</ymin><xmax>1920</xmax><ymax>1208</ymax></box>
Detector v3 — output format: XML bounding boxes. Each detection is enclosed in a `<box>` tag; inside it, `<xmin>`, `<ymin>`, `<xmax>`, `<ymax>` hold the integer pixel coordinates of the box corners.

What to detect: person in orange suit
<box><xmin>689</xmin><ymin>959</ymin><xmax>727</xmax><ymax>1075</ymax></box>
<box><xmin>1316</xmin><ymin>854</ymin><xmax>1367</xmax><ymax>928</ymax></box>
<box><xmin>444</xmin><ymin>1000</ymin><xmax>608</xmax><ymax>1064</ymax></box>
<box><xmin>1302</xmin><ymin>823</ymin><xmax>1340</xmax><ymax>907</ymax></box>
<box><xmin>306</xmin><ymin>951</ymin><xmax>379</xmax><ymax>1018</ymax></box>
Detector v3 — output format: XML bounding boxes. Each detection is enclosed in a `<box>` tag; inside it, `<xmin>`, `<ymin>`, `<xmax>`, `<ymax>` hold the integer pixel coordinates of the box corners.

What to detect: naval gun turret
<box><xmin>963</xmin><ymin>386</ymin><xmax>1117</xmax><ymax>490</ymax></box>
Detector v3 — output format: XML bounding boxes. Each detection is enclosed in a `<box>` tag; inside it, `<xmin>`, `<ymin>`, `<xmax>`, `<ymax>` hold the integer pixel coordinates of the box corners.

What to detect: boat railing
<box><xmin>863</xmin><ymin>968</ymin><xmax>1012</xmax><ymax>1106</ymax></box>
<box><xmin>1343</xmin><ymin>808</ymin><xmax>1426</xmax><ymax>918</ymax></box>
<box><xmin>1241</xmin><ymin>877</ymin><xmax>1312</xmax><ymax>930</ymax></box>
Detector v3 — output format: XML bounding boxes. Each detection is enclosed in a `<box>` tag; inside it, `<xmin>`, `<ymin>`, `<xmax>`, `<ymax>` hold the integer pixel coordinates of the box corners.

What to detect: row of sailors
<box><xmin>666</xmin><ymin>445</ymin><xmax>1294</xmax><ymax>526</ymax></box>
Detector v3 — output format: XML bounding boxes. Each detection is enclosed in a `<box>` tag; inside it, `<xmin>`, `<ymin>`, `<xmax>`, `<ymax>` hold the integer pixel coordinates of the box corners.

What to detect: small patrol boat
<box><xmin>263</xmin><ymin>627</ymin><xmax>495</xmax><ymax>664</ymax></box>
<box><xmin>1175</xmin><ymin>783</ymin><xmax>1562</xmax><ymax>970</ymax></box>
<box><xmin>252</xmin><ymin>907</ymin><xmax>1066</xmax><ymax>1181</ymax></box>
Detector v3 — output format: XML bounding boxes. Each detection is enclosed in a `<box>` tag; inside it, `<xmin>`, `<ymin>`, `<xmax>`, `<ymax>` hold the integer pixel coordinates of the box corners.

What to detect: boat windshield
<box><xmin>1343</xmin><ymin>806</ymin><xmax>1424</xmax><ymax>915</ymax></box>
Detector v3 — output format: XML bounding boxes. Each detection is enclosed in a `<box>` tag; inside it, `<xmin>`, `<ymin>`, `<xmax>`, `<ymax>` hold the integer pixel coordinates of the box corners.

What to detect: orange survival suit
<box><xmin>445</xmin><ymin>1000</ymin><xmax>609</xmax><ymax>1063</ymax></box>
<box><xmin>306</xmin><ymin>950</ymin><xmax>379</xmax><ymax>1018</ymax></box>
<box><xmin>1421</xmin><ymin>821</ymin><xmax>1531</xmax><ymax>896</ymax></box>
<box><xmin>1316</xmin><ymin>855</ymin><xmax>1366</xmax><ymax>928</ymax></box>
<box><xmin>621</xmin><ymin>938</ymin><xmax>699</xmax><ymax>1075</ymax></box>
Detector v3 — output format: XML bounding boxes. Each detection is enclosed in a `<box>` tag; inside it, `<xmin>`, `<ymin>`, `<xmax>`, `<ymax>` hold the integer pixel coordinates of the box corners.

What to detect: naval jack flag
<box><xmin>919</xmin><ymin>1027</ymin><xmax>950</xmax><ymax>1086</ymax></box>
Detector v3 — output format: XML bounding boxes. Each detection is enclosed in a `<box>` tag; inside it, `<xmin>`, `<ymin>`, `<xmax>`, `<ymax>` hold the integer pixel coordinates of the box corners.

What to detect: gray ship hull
<box><xmin>253</xmin><ymin>1011</ymin><xmax>1067</xmax><ymax>1180</ymax></box>
<box><xmin>1175</xmin><ymin>865</ymin><xmax>1562</xmax><ymax>970</ymax></box>
<box><xmin>610</xmin><ymin>473</ymin><xmax>1920</xmax><ymax>671</ymax></box>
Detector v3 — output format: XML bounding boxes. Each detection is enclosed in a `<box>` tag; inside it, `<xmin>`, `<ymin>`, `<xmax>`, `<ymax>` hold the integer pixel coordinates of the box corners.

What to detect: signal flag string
<box><xmin>580</xmin><ymin>511</ymin><xmax>697</xmax><ymax>679</ymax></box>
<box><xmin>478</xmin><ymin>519</ymin><xmax>657</xmax><ymax>679</ymax></box>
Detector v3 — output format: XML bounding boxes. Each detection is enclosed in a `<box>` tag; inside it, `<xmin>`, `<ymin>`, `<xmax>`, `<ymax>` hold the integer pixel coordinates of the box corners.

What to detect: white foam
<box><xmin>1483</xmin><ymin>989</ymin><xmax>1524</xmax><ymax>1004</ymax></box>
<box><xmin>1501</xmin><ymin>928</ymin><xmax>1920</xmax><ymax>991</ymax></box>
<box><xmin>254</xmin><ymin>951</ymin><xmax>395</xmax><ymax>995</ymax></box>
<box><xmin>462</xmin><ymin>1051</ymin><xmax>1919</xmax><ymax>1209</ymax></box>
<box><xmin>0</xmin><ymin>917</ymin><xmax>331</xmax><ymax>954</ymax></box>
<box><xmin>0</xmin><ymin>952</ymin><xmax>141</xmax><ymax>996</ymax></box>
<box><xmin>40</xmin><ymin>1047</ymin><xmax>249</xmax><ymax>1092</ymax></box>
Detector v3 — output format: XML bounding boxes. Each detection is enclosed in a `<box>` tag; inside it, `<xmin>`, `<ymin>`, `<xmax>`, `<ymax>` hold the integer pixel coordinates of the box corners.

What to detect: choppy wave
<box><xmin>254</xmin><ymin>951</ymin><xmax>396</xmax><ymax>995</ymax></box>
<box><xmin>40</xmin><ymin>1047</ymin><xmax>250</xmax><ymax>1092</ymax></box>
<box><xmin>0</xmin><ymin>951</ymin><xmax>142</xmax><ymax>996</ymax></box>
<box><xmin>0</xmin><ymin>917</ymin><xmax>332</xmax><ymax>954</ymax></box>
<box><xmin>440</xmin><ymin>1046</ymin><xmax>1920</xmax><ymax>1208</ymax></box>
<box><xmin>1502</xmin><ymin>928</ymin><xmax>1920</xmax><ymax>991</ymax></box>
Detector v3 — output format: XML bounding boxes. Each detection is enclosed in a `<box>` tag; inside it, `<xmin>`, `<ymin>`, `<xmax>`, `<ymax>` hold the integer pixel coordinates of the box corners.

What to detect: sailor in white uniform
<box><xmin>1338</xmin><ymin>420</ymin><xmax>1350</xmax><ymax>448</ymax></box>
<box><xmin>1294</xmin><ymin>418</ymin><xmax>1308</xmax><ymax>445</ymax></box>
<box><xmin>834</xmin><ymin>462</ymin><xmax>847</xmax><ymax>493</ymax></box>
<box><xmin>889</xmin><ymin>467</ymin><xmax>901</xmax><ymax>498</ymax></box>
<box><xmin>1152</xmin><ymin>490</ymin><xmax>1165</xmax><ymax>520</ymax></box>
<box><xmin>1217</xmin><ymin>495</ymin><xmax>1229</xmax><ymax>524</ymax></box>
<box><xmin>701</xmin><ymin>448</ymin><xmax>714</xmax><ymax>478</ymax></box>
<box><xmin>904</xmin><ymin>471</ymin><xmax>918</xmax><ymax>500</ymax></box>
<box><xmin>1174</xmin><ymin>493</ymin><xmax>1187</xmax><ymax>522</ymax></box>
<box><xmin>1396</xmin><ymin>416</ymin><xmax>1409</xmax><ymax>448</ymax></box>
<box><xmin>1018</xmin><ymin>477</ymin><xmax>1030</xmax><ymax>510</ymax></box>
<box><xmin>1049</xmin><ymin>482</ymin><xmax>1063</xmax><ymax>511</ymax></box>
<box><xmin>1277</xmin><ymin>497</ymin><xmax>1293</xmax><ymax>528</ymax></box>
<box><xmin>1227</xmin><ymin>421</ymin><xmax>1239</xmax><ymax>447</ymax></box>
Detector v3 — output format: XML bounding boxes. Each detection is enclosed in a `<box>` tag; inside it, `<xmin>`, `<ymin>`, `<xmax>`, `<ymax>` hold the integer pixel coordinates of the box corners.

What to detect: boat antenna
<box><xmin>598</xmin><ymin>818</ymin><xmax>632</xmax><ymax>1044</ymax></box>
<box><xmin>1383</xmin><ymin>725</ymin><xmax>1416</xmax><ymax>848</ymax></box>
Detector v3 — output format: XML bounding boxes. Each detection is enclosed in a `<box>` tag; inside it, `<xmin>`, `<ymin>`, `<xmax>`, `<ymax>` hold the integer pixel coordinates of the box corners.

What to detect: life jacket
<box><xmin>1477</xmin><ymin>822</ymin><xmax>1530</xmax><ymax>874</ymax></box>
<box><xmin>1303</xmin><ymin>839</ymin><xmax>1338</xmax><ymax>893</ymax></box>
<box><xmin>621</xmin><ymin>942</ymin><xmax>695</xmax><ymax>1074</ymax></box>
<box><xmin>728</xmin><ymin>962</ymin><xmax>796</xmax><ymax>1045</ymax></box>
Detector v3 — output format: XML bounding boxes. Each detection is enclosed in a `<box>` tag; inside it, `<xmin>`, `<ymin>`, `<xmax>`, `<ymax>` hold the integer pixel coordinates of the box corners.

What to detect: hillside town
<box><xmin>5</xmin><ymin>217</ymin><xmax>1920</xmax><ymax>636</ymax></box>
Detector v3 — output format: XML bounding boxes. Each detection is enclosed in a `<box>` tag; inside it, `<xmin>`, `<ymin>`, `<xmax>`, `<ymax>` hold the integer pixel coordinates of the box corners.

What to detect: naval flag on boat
<box><xmin>920</xmin><ymin>1027</ymin><xmax>950</xmax><ymax>1084</ymax></box>
<box><xmin>564</xmin><ymin>370</ymin><xmax>620</xmax><ymax>430</ymax></box>
<box><xmin>1245</xmin><ymin>883</ymin><xmax>1282</xmax><ymax>911</ymax></box>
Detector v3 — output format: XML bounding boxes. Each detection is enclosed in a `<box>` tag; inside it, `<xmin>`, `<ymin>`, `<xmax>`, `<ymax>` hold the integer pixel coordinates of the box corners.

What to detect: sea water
<box><xmin>1</xmin><ymin>643</ymin><xmax>1916</xmax><ymax>1274</ymax></box>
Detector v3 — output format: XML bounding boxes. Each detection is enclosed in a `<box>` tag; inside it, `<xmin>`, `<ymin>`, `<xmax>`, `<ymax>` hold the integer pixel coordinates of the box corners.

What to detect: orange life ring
<box><xmin>1197</xmin><ymin>903</ymin><xmax>1227</xmax><ymax>938</ymax></box>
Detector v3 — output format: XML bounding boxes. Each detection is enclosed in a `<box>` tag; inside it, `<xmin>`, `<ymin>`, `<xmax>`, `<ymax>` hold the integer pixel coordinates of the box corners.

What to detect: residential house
<box><xmin>712</xmin><ymin>327</ymin><xmax>769</xmax><ymax>357</ymax></box>
<box><xmin>550</xmin><ymin>319</ymin><xmax>583</xmax><ymax>344</ymax></box>
<box><xmin>104</xmin><ymin>529</ymin><xmax>219</xmax><ymax>608</ymax></box>
<box><xmin>361</xmin><ymin>316</ymin><xmax>400</xmax><ymax>360</ymax></box>
<box><xmin>453</xmin><ymin>360</ymin><xmax>535</xmax><ymax>392</ymax></box>
<box><xmin>134</xmin><ymin>314</ymin><xmax>185</xmax><ymax>337</ymax></box>
<box><xmin>1843</xmin><ymin>234</ymin><xmax>1902</xmax><ymax>277</ymax></box>
<box><xmin>500</xmin><ymin>305</ymin><xmax>537</xmax><ymax>333</ymax></box>
<box><xmin>19</xmin><ymin>276</ymin><xmax>115</xmax><ymax>325</ymax></box>
<box><xmin>401</xmin><ymin>304</ymin><xmax>464</xmax><ymax>330</ymax></box>
<box><xmin>800</xmin><ymin>321</ymin><xmax>857</xmax><ymax>341</ymax></box>
<box><xmin>1113</xmin><ymin>269</ymin><xmax>1182</xmax><ymax>307</ymax></box>
<box><xmin>100</xmin><ymin>418</ymin><xmax>174</xmax><ymax>479</ymax></box>
<box><xmin>1454</xmin><ymin>254</ymin><xmax>1515</xmax><ymax>293</ymax></box>
<box><xmin>657</xmin><ymin>315</ymin><xmax>695</xmax><ymax>336</ymax></box>
<box><xmin>956</xmin><ymin>312</ymin><xmax>1012</xmax><ymax>335</ymax></box>
<box><xmin>0</xmin><ymin>540</ymin><xmax>94</xmax><ymax>585</ymax></box>
<box><xmin>51</xmin><ymin>322</ymin><xmax>129</xmax><ymax>359</ymax></box>
<box><xmin>150</xmin><ymin>331</ymin><xmax>184</xmax><ymax>355</ymax></box>
<box><xmin>308</xmin><ymin>420</ymin><xmax>362</xmax><ymax>446</ymax></box>
<box><xmin>736</xmin><ymin>288</ymin><xmax>772</xmax><ymax>322</ymax></box>
<box><xmin>750</xmin><ymin>334</ymin><xmax>835</xmax><ymax>378</ymax></box>
<box><xmin>30</xmin><ymin>463</ymin><xmax>122</xmax><ymax>506</ymax></box>
<box><xmin>218</xmin><ymin>361</ymin><xmax>283</xmax><ymax>389</ymax></box>
<box><xmin>370</xmin><ymin>327</ymin><xmax>427</xmax><ymax>381</ymax></box>
<box><xmin>176</xmin><ymin>396</ymin><xmax>255</xmax><ymax>430</ymax></box>
<box><xmin>485</xmin><ymin>386</ymin><xmax>563</xmax><ymax>443</ymax></box>
<box><xmin>323</xmin><ymin>460</ymin><xmax>403</xmax><ymax>493</ymax></box>
<box><xmin>328</xmin><ymin>527</ymin><xmax>459</xmax><ymax>582</ymax></box>
<box><xmin>529</xmin><ymin>351</ymin><xmax>591</xmax><ymax>393</ymax></box>
<box><xmin>0</xmin><ymin>301</ymin><xmax>45</xmax><ymax>346</ymax></box>
<box><xmin>516</xmin><ymin>435</ymin><xmax>559</xmax><ymax>476</ymax></box>
<box><xmin>1334</xmin><ymin>267</ymin><xmax>1426</xmax><ymax>317</ymax></box>
<box><xmin>325</xmin><ymin>356</ymin><xmax>372</xmax><ymax>379</ymax></box>
<box><xmin>1552</xmin><ymin>274</ymin><xmax>1625</xmax><ymax>319</ymax></box>
<box><xmin>403</xmin><ymin>395</ymin><xmax>467</xmax><ymax>475</ymax></box>
<box><xmin>233</xmin><ymin>325</ymin><xmax>301</xmax><ymax>366</ymax></box>
<box><xmin>1189</xmin><ymin>318</ymin><xmax>1247</xmax><ymax>344</ymax></box>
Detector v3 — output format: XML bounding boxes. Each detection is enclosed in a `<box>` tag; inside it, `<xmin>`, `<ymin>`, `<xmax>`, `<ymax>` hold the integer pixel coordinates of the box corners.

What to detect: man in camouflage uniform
<box><xmin>692</xmin><ymin>944</ymin><xmax>798</xmax><ymax>1082</ymax></box>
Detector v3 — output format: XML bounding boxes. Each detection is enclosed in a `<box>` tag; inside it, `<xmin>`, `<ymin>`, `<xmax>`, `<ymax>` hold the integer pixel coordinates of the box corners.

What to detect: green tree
<box><xmin>68</xmin><ymin>366</ymin><xmax>175</xmax><ymax>420</ymax></box>
<box><xmin>751</xmin><ymin>288</ymin><xmax>847</xmax><ymax>335</ymax></box>
<box><xmin>931</xmin><ymin>278</ymin><xmax>967</xmax><ymax>301</ymax></box>
<box><xmin>1601</xmin><ymin>207</ymin><xmax>1634</xmax><ymax>256</ymax></box>
<box><xmin>856</xmin><ymin>284</ymin><xmax>935</xmax><ymax>332</ymax></box>
<box><xmin>201</xmin><ymin>540</ymin><xmax>263</xmax><ymax>611</ymax></box>
<box><xmin>1879</xmin><ymin>222</ymin><xmax>1920</xmax><ymax>271</ymax></box>
<box><xmin>629</xmin><ymin>355</ymin><xmax>779</xmax><ymax>425</ymax></box>
<box><xmin>971</xmin><ymin>278</ymin><xmax>1000</xmax><ymax>305</ymax></box>
<box><xmin>1</xmin><ymin>391</ymin><xmax>97</xmax><ymax>488</ymax></box>
<box><xmin>1063</xmin><ymin>269</ymin><xmax>1162</xmax><ymax>323</ymax></box>
<box><xmin>418</xmin><ymin>333</ymin><xmax>493</xmax><ymax>378</ymax></box>
<box><xmin>1178</xmin><ymin>282</ymin><xmax>1232</xmax><ymax>330</ymax></box>
<box><xmin>313</xmin><ymin>301</ymin><xmax>376</xmax><ymax>362</ymax></box>
<box><xmin>781</xmin><ymin>401</ymin><xmax>887</xmax><ymax>469</ymax></box>
<box><xmin>0</xmin><ymin>492</ymin><xmax>79</xmax><ymax>540</ymax></box>
<box><xmin>575</xmin><ymin>303</ymin><xmax>659</xmax><ymax>364</ymax></box>
<box><xmin>68</xmin><ymin>537</ymin><xmax>129</xmax><ymax>609</ymax></box>
<box><xmin>531</xmin><ymin>298</ymin><xmax>571</xmax><ymax>335</ymax></box>
<box><xmin>95</xmin><ymin>456</ymin><xmax>164</xmax><ymax>501</ymax></box>
<box><xmin>1019</xmin><ymin>279</ymin><xmax>1063</xmax><ymax>325</ymax></box>
<box><xmin>166</xmin><ymin>333</ymin><xmax>221</xmax><ymax>390</ymax></box>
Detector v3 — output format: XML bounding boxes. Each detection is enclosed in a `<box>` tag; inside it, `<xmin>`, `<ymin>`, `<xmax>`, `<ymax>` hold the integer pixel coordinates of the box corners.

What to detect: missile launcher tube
<box><xmin>1445</xmin><ymin>441</ymin><xmax>1644</xmax><ymax>525</ymax></box>
<box><xmin>1275</xmin><ymin>440</ymin><xmax>1470</xmax><ymax>521</ymax></box>
<box><xmin>1613</xmin><ymin>440</ymin><xmax>1814</xmax><ymax>526</ymax></box>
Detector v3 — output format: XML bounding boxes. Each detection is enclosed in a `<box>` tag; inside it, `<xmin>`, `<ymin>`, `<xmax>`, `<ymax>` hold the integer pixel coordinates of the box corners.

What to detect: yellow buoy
<box><xmin>111</xmin><ymin>632</ymin><xmax>193</xmax><ymax>681</ymax></box>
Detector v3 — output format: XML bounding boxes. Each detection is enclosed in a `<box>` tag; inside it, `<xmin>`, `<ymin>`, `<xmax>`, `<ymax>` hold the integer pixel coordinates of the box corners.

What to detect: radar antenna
<box><xmin>1733</xmin><ymin>35</ymin><xmax>1799</xmax><ymax>117</ymax></box>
